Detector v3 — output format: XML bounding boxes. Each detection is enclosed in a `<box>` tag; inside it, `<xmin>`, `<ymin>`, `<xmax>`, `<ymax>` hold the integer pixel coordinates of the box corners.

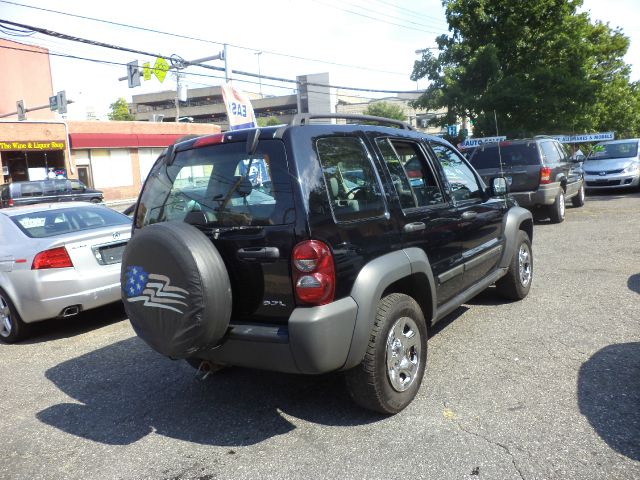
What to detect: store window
<box><xmin>91</xmin><ymin>149</ymin><xmax>134</xmax><ymax>188</ymax></box>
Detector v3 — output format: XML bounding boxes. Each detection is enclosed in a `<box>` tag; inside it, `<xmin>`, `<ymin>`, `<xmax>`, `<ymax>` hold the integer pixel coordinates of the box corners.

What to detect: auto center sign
<box><xmin>548</xmin><ymin>132</ymin><xmax>615</xmax><ymax>144</ymax></box>
<box><xmin>459</xmin><ymin>136</ymin><xmax>506</xmax><ymax>149</ymax></box>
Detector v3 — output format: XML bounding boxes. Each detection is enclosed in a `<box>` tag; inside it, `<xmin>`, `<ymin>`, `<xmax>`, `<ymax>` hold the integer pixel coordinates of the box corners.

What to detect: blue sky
<box><xmin>1</xmin><ymin>0</ymin><xmax>638</xmax><ymax>119</ymax></box>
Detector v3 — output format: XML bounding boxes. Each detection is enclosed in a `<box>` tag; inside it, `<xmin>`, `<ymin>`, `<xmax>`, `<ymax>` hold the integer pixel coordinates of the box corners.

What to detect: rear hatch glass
<box><xmin>469</xmin><ymin>142</ymin><xmax>541</xmax><ymax>192</ymax></box>
<box><xmin>137</xmin><ymin>140</ymin><xmax>294</xmax><ymax>228</ymax></box>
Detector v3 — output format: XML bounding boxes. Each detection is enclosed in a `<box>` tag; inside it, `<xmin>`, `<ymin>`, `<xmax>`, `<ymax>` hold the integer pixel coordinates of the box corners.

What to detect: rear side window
<box><xmin>315</xmin><ymin>136</ymin><xmax>385</xmax><ymax>222</ymax></box>
<box><xmin>540</xmin><ymin>141</ymin><xmax>561</xmax><ymax>164</ymax></box>
<box><xmin>430</xmin><ymin>142</ymin><xmax>483</xmax><ymax>202</ymax></box>
<box><xmin>11</xmin><ymin>207</ymin><xmax>129</xmax><ymax>238</ymax></box>
<box><xmin>20</xmin><ymin>182</ymin><xmax>43</xmax><ymax>197</ymax></box>
<box><xmin>137</xmin><ymin>140</ymin><xmax>294</xmax><ymax>228</ymax></box>
<box><xmin>470</xmin><ymin>143</ymin><xmax>540</xmax><ymax>169</ymax></box>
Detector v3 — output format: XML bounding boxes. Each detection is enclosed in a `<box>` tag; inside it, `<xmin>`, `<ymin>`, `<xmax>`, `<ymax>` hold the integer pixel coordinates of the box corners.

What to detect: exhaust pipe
<box><xmin>61</xmin><ymin>305</ymin><xmax>81</xmax><ymax>317</ymax></box>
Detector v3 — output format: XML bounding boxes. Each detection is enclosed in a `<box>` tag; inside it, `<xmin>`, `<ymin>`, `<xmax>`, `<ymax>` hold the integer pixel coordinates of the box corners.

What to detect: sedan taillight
<box><xmin>32</xmin><ymin>246</ymin><xmax>74</xmax><ymax>270</ymax></box>
<box><xmin>292</xmin><ymin>240</ymin><xmax>335</xmax><ymax>306</ymax></box>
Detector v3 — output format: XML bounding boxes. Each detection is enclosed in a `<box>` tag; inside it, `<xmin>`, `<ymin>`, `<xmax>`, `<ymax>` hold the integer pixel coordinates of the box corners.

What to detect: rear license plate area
<box><xmin>94</xmin><ymin>241</ymin><xmax>128</xmax><ymax>265</ymax></box>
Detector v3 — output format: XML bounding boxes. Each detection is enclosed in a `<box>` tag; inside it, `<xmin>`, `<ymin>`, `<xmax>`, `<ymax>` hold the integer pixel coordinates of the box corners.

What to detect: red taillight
<box><xmin>406</xmin><ymin>170</ymin><xmax>421</xmax><ymax>178</ymax></box>
<box><xmin>193</xmin><ymin>134</ymin><xmax>225</xmax><ymax>148</ymax></box>
<box><xmin>292</xmin><ymin>240</ymin><xmax>335</xmax><ymax>306</ymax></box>
<box><xmin>8</xmin><ymin>199</ymin><xmax>14</xmax><ymax>207</ymax></box>
<box><xmin>32</xmin><ymin>246</ymin><xmax>73</xmax><ymax>270</ymax></box>
<box><xmin>540</xmin><ymin>166</ymin><xmax>552</xmax><ymax>184</ymax></box>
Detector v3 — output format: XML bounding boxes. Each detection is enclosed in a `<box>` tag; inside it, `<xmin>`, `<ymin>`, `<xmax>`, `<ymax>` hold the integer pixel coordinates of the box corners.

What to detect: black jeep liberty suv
<box><xmin>123</xmin><ymin>114</ymin><xmax>534</xmax><ymax>414</ymax></box>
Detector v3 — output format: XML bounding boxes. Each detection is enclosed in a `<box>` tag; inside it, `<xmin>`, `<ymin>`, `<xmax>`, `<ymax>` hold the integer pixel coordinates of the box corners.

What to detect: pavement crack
<box><xmin>445</xmin><ymin>404</ymin><xmax>526</xmax><ymax>480</ymax></box>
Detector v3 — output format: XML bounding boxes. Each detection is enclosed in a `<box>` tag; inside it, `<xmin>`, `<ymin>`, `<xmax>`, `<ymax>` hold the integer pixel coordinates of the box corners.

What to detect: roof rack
<box><xmin>290</xmin><ymin>113</ymin><xmax>414</xmax><ymax>131</ymax></box>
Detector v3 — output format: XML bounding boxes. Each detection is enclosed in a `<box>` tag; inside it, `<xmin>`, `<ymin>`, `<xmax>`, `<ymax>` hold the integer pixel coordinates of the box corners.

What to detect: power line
<box><xmin>0</xmin><ymin>43</ymin><xmax>390</xmax><ymax>103</ymax></box>
<box><xmin>0</xmin><ymin>19</ymin><xmax>419</xmax><ymax>94</ymax></box>
<box><xmin>336</xmin><ymin>0</ymin><xmax>448</xmax><ymax>31</ymax></box>
<box><xmin>0</xmin><ymin>0</ymin><xmax>409</xmax><ymax>76</ymax></box>
<box><xmin>363</xmin><ymin>0</ymin><xmax>448</xmax><ymax>26</ymax></box>
<box><xmin>309</xmin><ymin>0</ymin><xmax>445</xmax><ymax>34</ymax></box>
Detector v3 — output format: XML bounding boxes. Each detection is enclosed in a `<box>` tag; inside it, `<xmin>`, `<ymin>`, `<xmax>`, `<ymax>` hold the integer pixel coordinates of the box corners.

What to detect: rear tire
<box><xmin>571</xmin><ymin>183</ymin><xmax>585</xmax><ymax>207</ymax></box>
<box><xmin>496</xmin><ymin>230</ymin><xmax>533</xmax><ymax>300</ymax></box>
<box><xmin>0</xmin><ymin>289</ymin><xmax>29</xmax><ymax>343</ymax></box>
<box><xmin>345</xmin><ymin>293</ymin><xmax>427</xmax><ymax>414</ymax></box>
<box><xmin>548</xmin><ymin>189</ymin><xmax>565</xmax><ymax>223</ymax></box>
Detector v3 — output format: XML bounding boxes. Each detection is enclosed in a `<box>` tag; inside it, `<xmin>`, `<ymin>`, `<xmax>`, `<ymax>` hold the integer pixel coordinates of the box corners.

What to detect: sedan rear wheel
<box><xmin>0</xmin><ymin>290</ymin><xmax>28</xmax><ymax>343</ymax></box>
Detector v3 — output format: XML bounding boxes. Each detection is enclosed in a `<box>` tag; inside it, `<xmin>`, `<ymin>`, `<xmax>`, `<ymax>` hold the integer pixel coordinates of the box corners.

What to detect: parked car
<box><xmin>123</xmin><ymin>114</ymin><xmax>533</xmax><ymax>414</ymax></box>
<box><xmin>0</xmin><ymin>179</ymin><xmax>103</xmax><ymax>208</ymax></box>
<box><xmin>0</xmin><ymin>203</ymin><xmax>131</xmax><ymax>343</ymax></box>
<box><xmin>468</xmin><ymin>137</ymin><xmax>585</xmax><ymax>223</ymax></box>
<box><xmin>583</xmin><ymin>139</ymin><xmax>640</xmax><ymax>191</ymax></box>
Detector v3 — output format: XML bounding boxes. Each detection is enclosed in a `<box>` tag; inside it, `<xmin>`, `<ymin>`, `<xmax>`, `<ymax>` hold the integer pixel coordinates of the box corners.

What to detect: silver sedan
<box><xmin>0</xmin><ymin>202</ymin><xmax>131</xmax><ymax>342</ymax></box>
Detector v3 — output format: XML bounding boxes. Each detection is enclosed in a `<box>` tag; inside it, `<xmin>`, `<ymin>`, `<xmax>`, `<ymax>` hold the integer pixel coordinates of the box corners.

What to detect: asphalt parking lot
<box><xmin>1</xmin><ymin>191</ymin><xmax>638</xmax><ymax>480</ymax></box>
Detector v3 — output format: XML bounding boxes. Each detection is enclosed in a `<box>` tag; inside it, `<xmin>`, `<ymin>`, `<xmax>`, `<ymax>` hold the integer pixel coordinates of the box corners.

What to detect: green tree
<box><xmin>256</xmin><ymin>116</ymin><xmax>282</xmax><ymax>127</ymax></box>
<box><xmin>108</xmin><ymin>98</ymin><xmax>134</xmax><ymax>121</ymax></box>
<box><xmin>363</xmin><ymin>101</ymin><xmax>406</xmax><ymax>121</ymax></box>
<box><xmin>411</xmin><ymin>0</ymin><xmax>640</xmax><ymax>138</ymax></box>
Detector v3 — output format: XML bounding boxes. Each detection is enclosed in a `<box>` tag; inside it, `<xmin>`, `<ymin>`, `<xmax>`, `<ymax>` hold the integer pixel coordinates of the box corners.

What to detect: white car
<box><xmin>584</xmin><ymin>139</ymin><xmax>640</xmax><ymax>191</ymax></box>
<box><xmin>0</xmin><ymin>202</ymin><xmax>131</xmax><ymax>342</ymax></box>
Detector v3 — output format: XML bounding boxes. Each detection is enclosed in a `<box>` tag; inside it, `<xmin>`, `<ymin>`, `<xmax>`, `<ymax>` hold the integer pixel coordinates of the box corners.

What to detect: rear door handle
<box><xmin>403</xmin><ymin>222</ymin><xmax>426</xmax><ymax>233</ymax></box>
<box><xmin>237</xmin><ymin>247</ymin><xmax>280</xmax><ymax>261</ymax></box>
<box><xmin>461</xmin><ymin>211</ymin><xmax>477</xmax><ymax>220</ymax></box>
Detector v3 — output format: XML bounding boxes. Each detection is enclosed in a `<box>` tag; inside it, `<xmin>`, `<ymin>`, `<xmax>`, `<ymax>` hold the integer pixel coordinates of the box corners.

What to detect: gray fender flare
<box><xmin>499</xmin><ymin>206</ymin><xmax>533</xmax><ymax>269</ymax></box>
<box><xmin>343</xmin><ymin>247</ymin><xmax>437</xmax><ymax>370</ymax></box>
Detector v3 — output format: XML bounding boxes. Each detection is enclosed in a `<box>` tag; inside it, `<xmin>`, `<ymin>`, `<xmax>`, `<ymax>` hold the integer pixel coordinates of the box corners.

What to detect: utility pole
<box><xmin>255</xmin><ymin>51</ymin><xmax>263</xmax><ymax>98</ymax></box>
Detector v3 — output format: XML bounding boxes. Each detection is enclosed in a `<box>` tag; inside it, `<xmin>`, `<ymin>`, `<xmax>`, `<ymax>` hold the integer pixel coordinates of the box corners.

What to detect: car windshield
<box><xmin>469</xmin><ymin>142</ymin><xmax>539</xmax><ymax>169</ymax></box>
<box><xmin>11</xmin><ymin>206</ymin><xmax>130</xmax><ymax>238</ymax></box>
<box><xmin>587</xmin><ymin>142</ymin><xmax>638</xmax><ymax>161</ymax></box>
<box><xmin>136</xmin><ymin>139</ymin><xmax>294</xmax><ymax>228</ymax></box>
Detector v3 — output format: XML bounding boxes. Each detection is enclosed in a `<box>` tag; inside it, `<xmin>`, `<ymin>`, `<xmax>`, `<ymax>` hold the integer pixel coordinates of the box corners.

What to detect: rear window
<box><xmin>469</xmin><ymin>142</ymin><xmax>540</xmax><ymax>169</ymax></box>
<box><xmin>11</xmin><ymin>206</ymin><xmax>130</xmax><ymax>238</ymax></box>
<box><xmin>136</xmin><ymin>140</ymin><xmax>294</xmax><ymax>228</ymax></box>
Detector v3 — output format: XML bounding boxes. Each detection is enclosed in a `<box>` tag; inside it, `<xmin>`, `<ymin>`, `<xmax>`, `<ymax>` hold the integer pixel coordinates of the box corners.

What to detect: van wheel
<box><xmin>496</xmin><ymin>230</ymin><xmax>533</xmax><ymax>300</ymax></box>
<box><xmin>0</xmin><ymin>289</ymin><xmax>29</xmax><ymax>343</ymax></box>
<box><xmin>548</xmin><ymin>189</ymin><xmax>565</xmax><ymax>223</ymax></box>
<box><xmin>571</xmin><ymin>183</ymin><xmax>585</xmax><ymax>207</ymax></box>
<box><xmin>345</xmin><ymin>293</ymin><xmax>427</xmax><ymax>414</ymax></box>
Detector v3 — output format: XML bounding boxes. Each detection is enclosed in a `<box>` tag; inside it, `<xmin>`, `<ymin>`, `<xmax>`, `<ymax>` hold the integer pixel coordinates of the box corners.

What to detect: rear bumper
<box><xmin>198</xmin><ymin>297</ymin><xmax>359</xmax><ymax>374</ymax></box>
<box><xmin>510</xmin><ymin>182</ymin><xmax>559</xmax><ymax>207</ymax></box>
<box><xmin>7</xmin><ymin>265</ymin><xmax>122</xmax><ymax>323</ymax></box>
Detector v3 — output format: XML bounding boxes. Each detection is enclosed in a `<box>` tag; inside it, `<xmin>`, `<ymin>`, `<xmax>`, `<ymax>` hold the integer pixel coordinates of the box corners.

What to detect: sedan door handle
<box><xmin>403</xmin><ymin>222</ymin><xmax>426</xmax><ymax>233</ymax></box>
<box><xmin>461</xmin><ymin>211</ymin><xmax>478</xmax><ymax>220</ymax></box>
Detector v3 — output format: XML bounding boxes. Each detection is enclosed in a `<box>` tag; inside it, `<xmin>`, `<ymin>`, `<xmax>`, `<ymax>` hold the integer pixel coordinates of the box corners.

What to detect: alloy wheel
<box><xmin>386</xmin><ymin>316</ymin><xmax>421</xmax><ymax>392</ymax></box>
<box><xmin>0</xmin><ymin>295</ymin><xmax>13</xmax><ymax>338</ymax></box>
<box><xmin>518</xmin><ymin>243</ymin><xmax>532</xmax><ymax>287</ymax></box>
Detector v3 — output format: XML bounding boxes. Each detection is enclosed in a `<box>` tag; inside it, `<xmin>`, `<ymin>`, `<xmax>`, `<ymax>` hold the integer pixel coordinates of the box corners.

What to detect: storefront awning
<box><xmin>69</xmin><ymin>133</ymin><xmax>187</xmax><ymax>149</ymax></box>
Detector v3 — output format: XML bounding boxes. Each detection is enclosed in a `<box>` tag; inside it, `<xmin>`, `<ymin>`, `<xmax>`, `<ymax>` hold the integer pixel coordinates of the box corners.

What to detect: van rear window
<box><xmin>469</xmin><ymin>143</ymin><xmax>539</xmax><ymax>169</ymax></box>
<box><xmin>136</xmin><ymin>140</ymin><xmax>294</xmax><ymax>228</ymax></box>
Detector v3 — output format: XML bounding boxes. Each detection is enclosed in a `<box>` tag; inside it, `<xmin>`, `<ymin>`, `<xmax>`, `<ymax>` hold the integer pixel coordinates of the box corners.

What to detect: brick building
<box><xmin>0</xmin><ymin>120</ymin><xmax>220</xmax><ymax>201</ymax></box>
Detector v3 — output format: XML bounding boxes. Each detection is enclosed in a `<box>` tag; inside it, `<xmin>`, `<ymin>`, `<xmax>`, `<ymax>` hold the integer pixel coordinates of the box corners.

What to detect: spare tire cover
<box><xmin>121</xmin><ymin>221</ymin><xmax>232</xmax><ymax>358</ymax></box>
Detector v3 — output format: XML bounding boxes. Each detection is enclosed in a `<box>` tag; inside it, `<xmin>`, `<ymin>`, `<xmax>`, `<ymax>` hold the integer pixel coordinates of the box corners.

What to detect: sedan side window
<box><xmin>430</xmin><ymin>142</ymin><xmax>483</xmax><ymax>203</ymax></box>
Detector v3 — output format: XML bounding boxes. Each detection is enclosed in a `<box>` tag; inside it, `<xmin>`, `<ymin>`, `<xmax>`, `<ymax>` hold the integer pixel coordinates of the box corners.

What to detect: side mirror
<box><xmin>491</xmin><ymin>177</ymin><xmax>508</xmax><ymax>196</ymax></box>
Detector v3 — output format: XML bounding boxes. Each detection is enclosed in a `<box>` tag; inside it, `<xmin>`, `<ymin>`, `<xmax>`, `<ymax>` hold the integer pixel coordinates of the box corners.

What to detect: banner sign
<box><xmin>459</xmin><ymin>136</ymin><xmax>506</xmax><ymax>149</ymax></box>
<box><xmin>0</xmin><ymin>140</ymin><xmax>65</xmax><ymax>151</ymax></box>
<box><xmin>548</xmin><ymin>132</ymin><xmax>614</xmax><ymax>144</ymax></box>
<box><xmin>220</xmin><ymin>82</ymin><xmax>256</xmax><ymax>130</ymax></box>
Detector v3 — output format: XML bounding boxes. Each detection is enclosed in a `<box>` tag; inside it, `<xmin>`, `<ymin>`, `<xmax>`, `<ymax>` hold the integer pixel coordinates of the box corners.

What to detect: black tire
<box><xmin>345</xmin><ymin>293</ymin><xmax>427</xmax><ymax>414</ymax></box>
<box><xmin>90</xmin><ymin>198</ymin><xmax>102</xmax><ymax>204</ymax></box>
<box><xmin>122</xmin><ymin>222</ymin><xmax>232</xmax><ymax>358</ymax></box>
<box><xmin>548</xmin><ymin>189</ymin><xmax>566</xmax><ymax>223</ymax></box>
<box><xmin>571</xmin><ymin>182</ymin><xmax>585</xmax><ymax>207</ymax></box>
<box><xmin>0</xmin><ymin>288</ymin><xmax>29</xmax><ymax>343</ymax></box>
<box><xmin>495</xmin><ymin>230</ymin><xmax>533</xmax><ymax>300</ymax></box>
